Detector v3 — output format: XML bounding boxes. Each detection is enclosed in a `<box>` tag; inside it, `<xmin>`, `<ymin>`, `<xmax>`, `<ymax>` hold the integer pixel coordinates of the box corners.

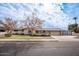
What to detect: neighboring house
<box><xmin>68</xmin><ymin>24</ymin><xmax>78</xmax><ymax>32</ymax></box>
<box><xmin>0</xmin><ymin>27</ymin><xmax>6</xmax><ymax>35</ymax></box>
<box><xmin>0</xmin><ymin>27</ymin><xmax>5</xmax><ymax>32</ymax></box>
<box><xmin>68</xmin><ymin>24</ymin><xmax>79</xmax><ymax>33</ymax></box>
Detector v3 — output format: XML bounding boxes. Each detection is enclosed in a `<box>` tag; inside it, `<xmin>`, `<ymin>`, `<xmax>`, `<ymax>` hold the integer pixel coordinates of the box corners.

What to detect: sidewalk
<box><xmin>0</xmin><ymin>36</ymin><xmax>79</xmax><ymax>42</ymax></box>
<box><xmin>0</xmin><ymin>38</ymin><xmax>58</xmax><ymax>42</ymax></box>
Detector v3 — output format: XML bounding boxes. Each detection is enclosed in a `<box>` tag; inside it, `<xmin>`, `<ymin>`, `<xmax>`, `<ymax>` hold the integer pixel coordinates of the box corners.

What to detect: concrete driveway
<box><xmin>51</xmin><ymin>36</ymin><xmax>79</xmax><ymax>41</ymax></box>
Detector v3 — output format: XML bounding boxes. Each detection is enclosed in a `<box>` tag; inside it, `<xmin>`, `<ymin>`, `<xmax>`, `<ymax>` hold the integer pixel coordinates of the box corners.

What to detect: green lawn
<box><xmin>0</xmin><ymin>35</ymin><xmax>51</xmax><ymax>39</ymax></box>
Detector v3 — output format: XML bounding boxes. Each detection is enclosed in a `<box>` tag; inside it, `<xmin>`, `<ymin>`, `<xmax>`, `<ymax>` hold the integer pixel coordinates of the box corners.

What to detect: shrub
<box><xmin>31</xmin><ymin>33</ymin><xmax>50</xmax><ymax>37</ymax></box>
<box><xmin>5</xmin><ymin>34</ymin><xmax>12</xmax><ymax>37</ymax></box>
<box><xmin>73</xmin><ymin>27</ymin><xmax>78</xmax><ymax>33</ymax></box>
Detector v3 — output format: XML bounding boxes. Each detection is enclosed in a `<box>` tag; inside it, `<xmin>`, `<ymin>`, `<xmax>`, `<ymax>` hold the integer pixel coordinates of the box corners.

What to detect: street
<box><xmin>0</xmin><ymin>41</ymin><xmax>79</xmax><ymax>56</ymax></box>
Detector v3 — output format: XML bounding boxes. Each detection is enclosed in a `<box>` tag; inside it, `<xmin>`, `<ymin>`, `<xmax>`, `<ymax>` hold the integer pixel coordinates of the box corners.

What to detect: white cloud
<box><xmin>0</xmin><ymin>3</ymin><xmax>71</xmax><ymax>30</ymax></box>
<box><xmin>36</xmin><ymin>3</ymin><xmax>70</xmax><ymax>29</ymax></box>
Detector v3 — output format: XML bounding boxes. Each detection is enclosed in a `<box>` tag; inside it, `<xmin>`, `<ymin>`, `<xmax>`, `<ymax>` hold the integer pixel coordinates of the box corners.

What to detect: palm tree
<box><xmin>73</xmin><ymin>17</ymin><xmax>77</xmax><ymax>24</ymax></box>
<box><xmin>73</xmin><ymin>17</ymin><xmax>78</xmax><ymax>33</ymax></box>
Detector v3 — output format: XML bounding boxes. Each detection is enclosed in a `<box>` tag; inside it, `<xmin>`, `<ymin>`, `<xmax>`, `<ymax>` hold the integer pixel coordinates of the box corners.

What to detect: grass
<box><xmin>0</xmin><ymin>42</ymin><xmax>36</xmax><ymax>44</ymax></box>
<box><xmin>0</xmin><ymin>35</ymin><xmax>51</xmax><ymax>39</ymax></box>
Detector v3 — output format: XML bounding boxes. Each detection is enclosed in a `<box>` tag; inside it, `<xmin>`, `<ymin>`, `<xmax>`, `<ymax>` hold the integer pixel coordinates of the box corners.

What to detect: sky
<box><xmin>0</xmin><ymin>3</ymin><xmax>79</xmax><ymax>30</ymax></box>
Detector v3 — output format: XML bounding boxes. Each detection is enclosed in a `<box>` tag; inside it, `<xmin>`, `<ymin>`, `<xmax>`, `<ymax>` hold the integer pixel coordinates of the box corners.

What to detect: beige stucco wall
<box><xmin>50</xmin><ymin>31</ymin><xmax>61</xmax><ymax>35</ymax></box>
<box><xmin>35</xmin><ymin>30</ymin><xmax>61</xmax><ymax>35</ymax></box>
<box><xmin>23</xmin><ymin>29</ymin><xmax>28</xmax><ymax>34</ymax></box>
<box><xmin>12</xmin><ymin>29</ymin><xmax>62</xmax><ymax>35</ymax></box>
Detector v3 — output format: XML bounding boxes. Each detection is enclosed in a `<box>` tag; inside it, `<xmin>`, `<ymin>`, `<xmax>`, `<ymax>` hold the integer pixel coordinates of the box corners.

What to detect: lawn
<box><xmin>0</xmin><ymin>35</ymin><xmax>51</xmax><ymax>39</ymax></box>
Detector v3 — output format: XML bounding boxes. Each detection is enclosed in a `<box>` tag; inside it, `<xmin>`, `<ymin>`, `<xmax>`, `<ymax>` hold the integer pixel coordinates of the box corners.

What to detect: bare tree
<box><xmin>0</xmin><ymin>17</ymin><xmax>17</xmax><ymax>36</ymax></box>
<box><xmin>24</xmin><ymin>13</ymin><xmax>44</xmax><ymax>34</ymax></box>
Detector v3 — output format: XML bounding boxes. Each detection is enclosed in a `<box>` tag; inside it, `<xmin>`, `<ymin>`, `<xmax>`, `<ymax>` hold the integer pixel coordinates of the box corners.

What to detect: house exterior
<box><xmin>34</xmin><ymin>28</ymin><xmax>62</xmax><ymax>36</ymax></box>
<box><xmin>12</xmin><ymin>28</ymin><xmax>72</xmax><ymax>36</ymax></box>
<box><xmin>0</xmin><ymin>27</ymin><xmax>72</xmax><ymax>36</ymax></box>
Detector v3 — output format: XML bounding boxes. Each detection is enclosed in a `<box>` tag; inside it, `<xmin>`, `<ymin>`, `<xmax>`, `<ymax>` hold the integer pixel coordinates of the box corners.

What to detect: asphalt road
<box><xmin>0</xmin><ymin>41</ymin><xmax>79</xmax><ymax>56</ymax></box>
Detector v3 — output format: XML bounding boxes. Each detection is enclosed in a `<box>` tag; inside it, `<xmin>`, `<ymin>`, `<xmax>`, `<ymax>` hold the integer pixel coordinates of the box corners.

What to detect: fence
<box><xmin>61</xmin><ymin>30</ymin><xmax>72</xmax><ymax>35</ymax></box>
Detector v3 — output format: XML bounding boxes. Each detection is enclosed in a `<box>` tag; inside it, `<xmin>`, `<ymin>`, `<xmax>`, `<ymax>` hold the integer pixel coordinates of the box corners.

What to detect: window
<box><xmin>0</xmin><ymin>30</ymin><xmax>5</xmax><ymax>32</ymax></box>
<box><xmin>36</xmin><ymin>31</ymin><xmax>39</xmax><ymax>33</ymax></box>
<box><xmin>42</xmin><ymin>30</ymin><xmax>45</xmax><ymax>33</ymax></box>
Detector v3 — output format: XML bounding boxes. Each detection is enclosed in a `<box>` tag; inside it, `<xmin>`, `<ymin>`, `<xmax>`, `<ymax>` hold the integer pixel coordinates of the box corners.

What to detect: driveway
<box><xmin>51</xmin><ymin>36</ymin><xmax>79</xmax><ymax>41</ymax></box>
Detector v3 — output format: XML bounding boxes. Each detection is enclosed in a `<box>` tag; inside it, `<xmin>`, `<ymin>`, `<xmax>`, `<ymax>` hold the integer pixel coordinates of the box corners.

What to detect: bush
<box><xmin>5</xmin><ymin>34</ymin><xmax>12</xmax><ymax>37</ymax></box>
<box><xmin>31</xmin><ymin>33</ymin><xmax>50</xmax><ymax>37</ymax></box>
<box><xmin>73</xmin><ymin>27</ymin><xmax>78</xmax><ymax>33</ymax></box>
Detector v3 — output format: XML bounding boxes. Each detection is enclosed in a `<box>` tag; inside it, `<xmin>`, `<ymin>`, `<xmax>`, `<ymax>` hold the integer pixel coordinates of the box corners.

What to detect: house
<box><xmin>13</xmin><ymin>28</ymin><xmax>72</xmax><ymax>36</ymax></box>
<box><xmin>0</xmin><ymin>27</ymin><xmax>6</xmax><ymax>35</ymax></box>
<box><xmin>0</xmin><ymin>27</ymin><xmax>72</xmax><ymax>36</ymax></box>
<box><xmin>34</xmin><ymin>28</ymin><xmax>62</xmax><ymax>36</ymax></box>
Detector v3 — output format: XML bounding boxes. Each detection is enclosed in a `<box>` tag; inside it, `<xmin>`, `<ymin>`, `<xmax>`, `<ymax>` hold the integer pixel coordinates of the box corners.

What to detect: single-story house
<box><xmin>0</xmin><ymin>27</ymin><xmax>72</xmax><ymax>36</ymax></box>
<box><xmin>34</xmin><ymin>28</ymin><xmax>62</xmax><ymax>35</ymax></box>
<box><xmin>12</xmin><ymin>28</ymin><xmax>72</xmax><ymax>36</ymax></box>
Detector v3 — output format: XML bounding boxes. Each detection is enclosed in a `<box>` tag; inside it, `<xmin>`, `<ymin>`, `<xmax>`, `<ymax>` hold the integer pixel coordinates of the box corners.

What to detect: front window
<box><xmin>42</xmin><ymin>30</ymin><xmax>45</xmax><ymax>33</ymax></box>
<box><xmin>36</xmin><ymin>31</ymin><xmax>39</xmax><ymax>33</ymax></box>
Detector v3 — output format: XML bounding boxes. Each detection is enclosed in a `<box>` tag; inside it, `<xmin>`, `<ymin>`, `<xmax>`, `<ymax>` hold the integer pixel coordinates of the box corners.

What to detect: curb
<box><xmin>0</xmin><ymin>39</ymin><xmax>58</xmax><ymax>42</ymax></box>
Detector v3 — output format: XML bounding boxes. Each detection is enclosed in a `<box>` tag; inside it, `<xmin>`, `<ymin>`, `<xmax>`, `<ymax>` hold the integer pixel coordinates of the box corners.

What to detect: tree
<box><xmin>68</xmin><ymin>17</ymin><xmax>78</xmax><ymax>33</ymax></box>
<box><xmin>24</xmin><ymin>13</ymin><xmax>44</xmax><ymax>35</ymax></box>
<box><xmin>73</xmin><ymin>17</ymin><xmax>78</xmax><ymax>33</ymax></box>
<box><xmin>0</xmin><ymin>17</ymin><xmax>17</xmax><ymax>37</ymax></box>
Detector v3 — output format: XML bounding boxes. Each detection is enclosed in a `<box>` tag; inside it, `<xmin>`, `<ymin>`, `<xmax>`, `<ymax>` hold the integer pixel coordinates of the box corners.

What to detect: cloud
<box><xmin>0</xmin><ymin>3</ymin><xmax>76</xmax><ymax>30</ymax></box>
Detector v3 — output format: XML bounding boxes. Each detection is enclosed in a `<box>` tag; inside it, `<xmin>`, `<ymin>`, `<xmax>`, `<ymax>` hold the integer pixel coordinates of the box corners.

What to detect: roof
<box><xmin>1</xmin><ymin>27</ymin><xmax>63</xmax><ymax>31</ymax></box>
<box><xmin>36</xmin><ymin>28</ymin><xmax>62</xmax><ymax>31</ymax></box>
<box><xmin>0</xmin><ymin>27</ymin><xmax>5</xmax><ymax>30</ymax></box>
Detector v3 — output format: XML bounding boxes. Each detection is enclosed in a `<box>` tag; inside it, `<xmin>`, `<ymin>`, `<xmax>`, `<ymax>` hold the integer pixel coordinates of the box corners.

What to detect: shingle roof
<box><xmin>36</xmin><ymin>28</ymin><xmax>62</xmax><ymax>31</ymax></box>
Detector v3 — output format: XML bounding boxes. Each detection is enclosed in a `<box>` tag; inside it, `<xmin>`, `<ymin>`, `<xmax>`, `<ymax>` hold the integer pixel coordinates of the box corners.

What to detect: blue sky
<box><xmin>0</xmin><ymin>3</ymin><xmax>79</xmax><ymax>30</ymax></box>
